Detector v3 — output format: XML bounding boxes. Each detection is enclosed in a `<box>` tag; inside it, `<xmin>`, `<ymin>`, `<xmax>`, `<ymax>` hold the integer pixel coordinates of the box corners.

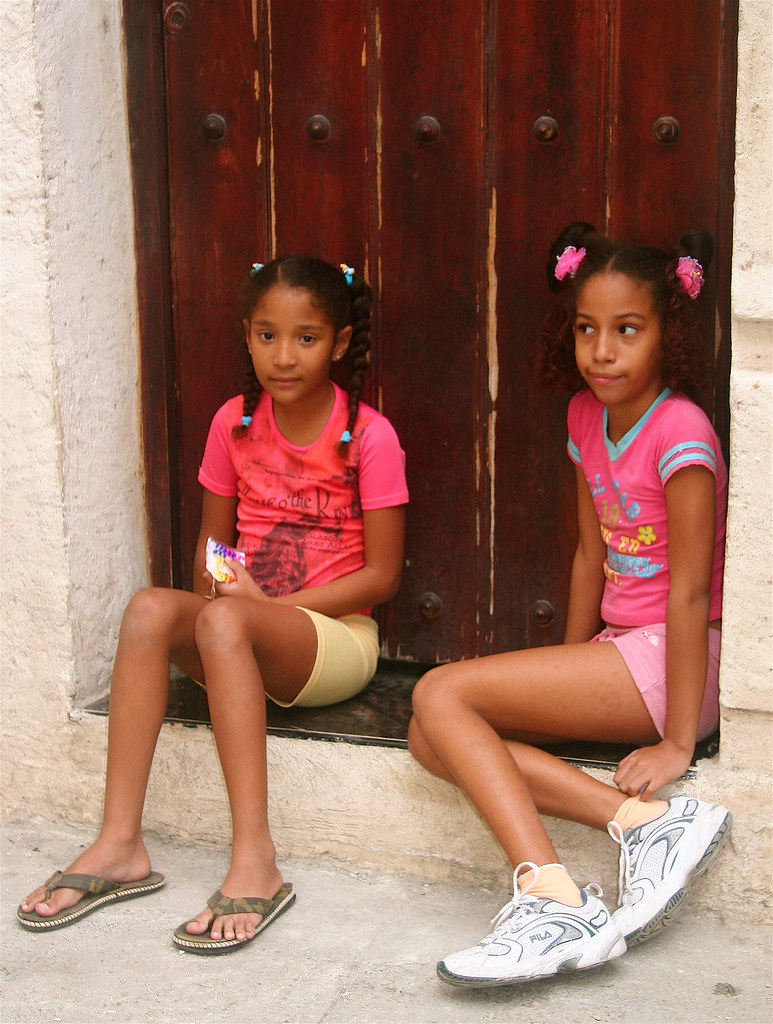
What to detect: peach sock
<box><xmin>517</xmin><ymin>864</ymin><xmax>583</xmax><ymax>908</ymax></box>
<box><xmin>613</xmin><ymin>795</ymin><xmax>669</xmax><ymax>831</ymax></box>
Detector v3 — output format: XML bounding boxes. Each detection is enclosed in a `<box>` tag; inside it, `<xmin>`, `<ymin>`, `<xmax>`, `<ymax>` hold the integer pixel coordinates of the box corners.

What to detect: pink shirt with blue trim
<box><xmin>567</xmin><ymin>388</ymin><xmax>727</xmax><ymax>626</ymax></box>
<box><xmin>199</xmin><ymin>383</ymin><xmax>408</xmax><ymax>612</ymax></box>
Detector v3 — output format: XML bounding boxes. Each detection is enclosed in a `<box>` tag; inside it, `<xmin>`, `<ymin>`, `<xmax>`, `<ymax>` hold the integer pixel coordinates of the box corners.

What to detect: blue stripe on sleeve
<box><xmin>658</xmin><ymin>442</ymin><xmax>717</xmax><ymax>482</ymax></box>
<box><xmin>567</xmin><ymin>437</ymin><xmax>581</xmax><ymax>464</ymax></box>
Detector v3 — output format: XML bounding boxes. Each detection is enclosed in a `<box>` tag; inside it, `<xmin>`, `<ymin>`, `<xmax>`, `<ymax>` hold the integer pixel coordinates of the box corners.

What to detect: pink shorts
<box><xmin>591</xmin><ymin>623</ymin><xmax>721</xmax><ymax>740</ymax></box>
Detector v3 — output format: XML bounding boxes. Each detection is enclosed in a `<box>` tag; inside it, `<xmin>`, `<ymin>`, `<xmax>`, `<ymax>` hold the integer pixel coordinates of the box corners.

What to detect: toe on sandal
<box><xmin>17</xmin><ymin>870</ymin><xmax>166</xmax><ymax>931</ymax></box>
<box><xmin>172</xmin><ymin>884</ymin><xmax>295</xmax><ymax>956</ymax></box>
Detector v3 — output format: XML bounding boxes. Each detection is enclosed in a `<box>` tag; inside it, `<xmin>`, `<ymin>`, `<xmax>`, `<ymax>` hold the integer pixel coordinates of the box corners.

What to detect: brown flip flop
<box><xmin>172</xmin><ymin>884</ymin><xmax>295</xmax><ymax>955</ymax></box>
<box><xmin>17</xmin><ymin>870</ymin><xmax>166</xmax><ymax>931</ymax></box>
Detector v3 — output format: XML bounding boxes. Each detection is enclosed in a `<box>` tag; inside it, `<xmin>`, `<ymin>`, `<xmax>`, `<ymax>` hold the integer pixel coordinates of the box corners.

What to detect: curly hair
<box><xmin>232</xmin><ymin>256</ymin><xmax>372</xmax><ymax>454</ymax></box>
<box><xmin>536</xmin><ymin>223</ymin><xmax>714</xmax><ymax>403</ymax></box>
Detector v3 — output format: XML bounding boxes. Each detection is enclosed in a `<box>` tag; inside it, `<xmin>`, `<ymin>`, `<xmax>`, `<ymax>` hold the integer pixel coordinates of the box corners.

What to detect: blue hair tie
<box><xmin>250</xmin><ymin>263</ymin><xmax>264</xmax><ymax>277</ymax></box>
<box><xmin>339</xmin><ymin>263</ymin><xmax>355</xmax><ymax>286</ymax></box>
<box><xmin>241</xmin><ymin>415</ymin><xmax>253</xmax><ymax>428</ymax></box>
<box><xmin>339</xmin><ymin>430</ymin><xmax>352</xmax><ymax>444</ymax></box>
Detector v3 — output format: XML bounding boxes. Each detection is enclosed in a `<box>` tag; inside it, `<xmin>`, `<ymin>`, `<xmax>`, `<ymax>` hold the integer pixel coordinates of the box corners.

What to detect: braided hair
<box><xmin>536</xmin><ymin>222</ymin><xmax>714</xmax><ymax>403</ymax></box>
<box><xmin>232</xmin><ymin>256</ymin><xmax>372</xmax><ymax>453</ymax></box>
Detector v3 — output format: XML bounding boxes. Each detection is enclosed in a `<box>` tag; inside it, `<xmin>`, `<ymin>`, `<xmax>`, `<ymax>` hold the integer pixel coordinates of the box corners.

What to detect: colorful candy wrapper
<box><xmin>205</xmin><ymin>537</ymin><xmax>246</xmax><ymax>584</ymax></box>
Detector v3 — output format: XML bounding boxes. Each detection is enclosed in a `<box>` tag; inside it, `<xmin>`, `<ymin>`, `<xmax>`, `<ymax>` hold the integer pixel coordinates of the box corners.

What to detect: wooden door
<box><xmin>128</xmin><ymin>0</ymin><xmax>736</xmax><ymax>665</ymax></box>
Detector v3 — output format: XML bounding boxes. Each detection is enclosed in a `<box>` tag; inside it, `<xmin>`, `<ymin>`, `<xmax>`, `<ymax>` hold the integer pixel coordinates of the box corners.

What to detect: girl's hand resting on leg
<box><xmin>614</xmin><ymin>738</ymin><xmax>693</xmax><ymax>799</ymax></box>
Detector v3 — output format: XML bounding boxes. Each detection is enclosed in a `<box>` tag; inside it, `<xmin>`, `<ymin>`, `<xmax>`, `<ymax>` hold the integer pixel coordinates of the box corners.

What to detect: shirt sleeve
<box><xmin>198</xmin><ymin>403</ymin><xmax>239</xmax><ymax>496</ymax></box>
<box><xmin>656</xmin><ymin>402</ymin><xmax>722</xmax><ymax>486</ymax></box>
<box><xmin>357</xmin><ymin>415</ymin><xmax>409</xmax><ymax>510</ymax></box>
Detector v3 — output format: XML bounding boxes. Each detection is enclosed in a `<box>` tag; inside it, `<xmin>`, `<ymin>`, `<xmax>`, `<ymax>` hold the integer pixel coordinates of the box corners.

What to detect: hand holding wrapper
<box><xmin>205</xmin><ymin>537</ymin><xmax>246</xmax><ymax>587</ymax></box>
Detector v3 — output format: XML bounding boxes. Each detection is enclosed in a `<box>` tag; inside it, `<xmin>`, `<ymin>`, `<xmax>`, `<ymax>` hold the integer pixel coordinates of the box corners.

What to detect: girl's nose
<box><xmin>593</xmin><ymin>331</ymin><xmax>615</xmax><ymax>362</ymax></box>
<box><xmin>273</xmin><ymin>338</ymin><xmax>296</xmax><ymax>365</ymax></box>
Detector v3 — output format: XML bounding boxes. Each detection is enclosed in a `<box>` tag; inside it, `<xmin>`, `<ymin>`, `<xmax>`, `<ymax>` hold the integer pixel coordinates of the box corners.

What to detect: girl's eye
<box><xmin>619</xmin><ymin>324</ymin><xmax>638</xmax><ymax>336</ymax></box>
<box><xmin>575</xmin><ymin>323</ymin><xmax>593</xmax><ymax>335</ymax></box>
<box><xmin>257</xmin><ymin>331</ymin><xmax>274</xmax><ymax>342</ymax></box>
<box><xmin>299</xmin><ymin>334</ymin><xmax>316</xmax><ymax>344</ymax></box>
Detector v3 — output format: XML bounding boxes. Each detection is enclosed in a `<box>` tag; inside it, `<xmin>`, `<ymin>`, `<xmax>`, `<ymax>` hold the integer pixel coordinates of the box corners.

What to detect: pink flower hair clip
<box><xmin>554</xmin><ymin>245</ymin><xmax>586</xmax><ymax>281</ymax></box>
<box><xmin>675</xmin><ymin>256</ymin><xmax>705</xmax><ymax>299</ymax></box>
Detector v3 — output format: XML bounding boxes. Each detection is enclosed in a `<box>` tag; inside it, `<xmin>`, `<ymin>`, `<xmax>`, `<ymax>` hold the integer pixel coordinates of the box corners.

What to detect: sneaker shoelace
<box><xmin>481</xmin><ymin>861</ymin><xmax>544</xmax><ymax>943</ymax></box>
<box><xmin>485</xmin><ymin>866</ymin><xmax>606</xmax><ymax>945</ymax></box>
<box><xmin>607</xmin><ymin>820</ymin><xmax>634</xmax><ymax>907</ymax></box>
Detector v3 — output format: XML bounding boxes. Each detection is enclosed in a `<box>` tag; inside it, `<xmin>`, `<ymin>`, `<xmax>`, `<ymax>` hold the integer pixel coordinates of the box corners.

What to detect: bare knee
<box><xmin>121</xmin><ymin>587</ymin><xmax>182</xmax><ymax>647</ymax></box>
<box><xmin>193</xmin><ymin>597</ymin><xmax>264</xmax><ymax>660</ymax></box>
<box><xmin>411</xmin><ymin>664</ymin><xmax>469</xmax><ymax>723</ymax></box>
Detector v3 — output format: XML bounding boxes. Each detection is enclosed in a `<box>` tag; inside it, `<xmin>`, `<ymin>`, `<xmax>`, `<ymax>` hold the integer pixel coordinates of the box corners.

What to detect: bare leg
<box><xmin>408</xmin><ymin>642</ymin><xmax>660</xmax><ymax>869</ymax></box>
<box><xmin>21</xmin><ymin>588</ymin><xmax>207</xmax><ymax>918</ymax></box>
<box><xmin>181</xmin><ymin>596</ymin><xmax>317</xmax><ymax>943</ymax></box>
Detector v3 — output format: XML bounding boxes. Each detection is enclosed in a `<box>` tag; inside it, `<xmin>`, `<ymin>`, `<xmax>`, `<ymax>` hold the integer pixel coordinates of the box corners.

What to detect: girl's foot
<box><xmin>20</xmin><ymin>836</ymin><xmax>152</xmax><ymax>921</ymax></box>
<box><xmin>182</xmin><ymin>864</ymin><xmax>285</xmax><ymax>944</ymax></box>
<box><xmin>608</xmin><ymin>795</ymin><xmax>732</xmax><ymax>945</ymax></box>
<box><xmin>437</xmin><ymin>864</ymin><xmax>626</xmax><ymax>988</ymax></box>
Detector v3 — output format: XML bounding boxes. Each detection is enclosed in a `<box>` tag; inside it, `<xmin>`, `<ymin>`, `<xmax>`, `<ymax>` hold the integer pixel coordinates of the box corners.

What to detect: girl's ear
<box><xmin>333</xmin><ymin>325</ymin><xmax>352</xmax><ymax>362</ymax></box>
<box><xmin>243</xmin><ymin>318</ymin><xmax>251</xmax><ymax>347</ymax></box>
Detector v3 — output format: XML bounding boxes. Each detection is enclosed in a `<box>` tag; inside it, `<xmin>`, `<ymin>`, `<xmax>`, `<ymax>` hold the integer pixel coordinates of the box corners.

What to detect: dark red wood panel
<box><xmin>608</xmin><ymin>1</ymin><xmax>727</xmax><ymax>244</ymax></box>
<box><xmin>132</xmin><ymin>0</ymin><xmax>737</xmax><ymax>668</ymax></box>
<box><xmin>489</xmin><ymin>1</ymin><xmax>607</xmax><ymax>652</ymax></box>
<box><xmin>163</xmin><ymin>1</ymin><xmax>268</xmax><ymax>589</ymax></box>
<box><xmin>267</xmin><ymin>0</ymin><xmax>370</xmax><ymax>270</ymax></box>
<box><xmin>607</xmin><ymin>0</ymin><xmax>738</xmax><ymax>424</ymax></box>
<box><xmin>374</xmin><ymin>0</ymin><xmax>487</xmax><ymax>660</ymax></box>
<box><xmin>124</xmin><ymin>0</ymin><xmax>176</xmax><ymax>586</ymax></box>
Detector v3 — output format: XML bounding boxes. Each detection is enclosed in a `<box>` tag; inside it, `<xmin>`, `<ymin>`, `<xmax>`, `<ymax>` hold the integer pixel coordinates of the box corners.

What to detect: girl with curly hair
<box><xmin>409</xmin><ymin>223</ymin><xmax>731</xmax><ymax>988</ymax></box>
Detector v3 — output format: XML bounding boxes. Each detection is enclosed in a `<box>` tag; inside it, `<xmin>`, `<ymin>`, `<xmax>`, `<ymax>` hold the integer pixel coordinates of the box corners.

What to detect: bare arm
<box><xmin>192</xmin><ymin>489</ymin><xmax>239</xmax><ymax>597</ymax></box>
<box><xmin>614</xmin><ymin>465</ymin><xmax>716</xmax><ymax>797</ymax></box>
<box><xmin>564</xmin><ymin>463</ymin><xmax>606</xmax><ymax>644</ymax></box>
<box><xmin>216</xmin><ymin>505</ymin><xmax>406</xmax><ymax>617</ymax></box>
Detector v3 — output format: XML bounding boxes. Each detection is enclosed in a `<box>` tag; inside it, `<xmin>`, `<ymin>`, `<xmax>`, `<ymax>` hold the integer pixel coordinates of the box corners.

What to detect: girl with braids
<box><xmin>18</xmin><ymin>256</ymin><xmax>408</xmax><ymax>954</ymax></box>
<box><xmin>409</xmin><ymin>224</ymin><xmax>731</xmax><ymax>988</ymax></box>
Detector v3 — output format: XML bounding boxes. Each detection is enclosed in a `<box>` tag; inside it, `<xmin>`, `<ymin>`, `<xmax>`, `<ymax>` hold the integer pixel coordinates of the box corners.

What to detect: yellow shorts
<box><xmin>274</xmin><ymin>610</ymin><xmax>379</xmax><ymax>708</ymax></box>
<box><xmin>191</xmin><ymin>611</ymin><xmax>379</xmax><ymax>709</ymax></box>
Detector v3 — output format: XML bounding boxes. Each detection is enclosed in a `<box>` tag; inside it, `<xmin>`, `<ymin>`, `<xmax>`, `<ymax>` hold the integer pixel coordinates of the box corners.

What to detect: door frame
<box><xmin>125</xmin><ymin>0</ymin><xmax>178</xmax><ymax>587</ymax></box>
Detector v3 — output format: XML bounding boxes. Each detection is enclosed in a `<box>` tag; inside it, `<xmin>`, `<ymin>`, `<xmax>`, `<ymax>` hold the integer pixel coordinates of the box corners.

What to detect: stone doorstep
<box><xmin>78</xmin><ymin>668</ymin><xmax>754</xmax><ymax>920</ymax></box>
<box><xmin>132</xmin><ymin>717</ymin><xmax>751</xmax><ymax>922</ymax></box>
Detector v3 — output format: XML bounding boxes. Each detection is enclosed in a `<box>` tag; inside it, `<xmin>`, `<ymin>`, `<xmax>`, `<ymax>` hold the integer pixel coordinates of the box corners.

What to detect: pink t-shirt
<box><xmin>198</xmin><ymin>383</ymin><xmax>408</xmax><ymax>612</ymax></box>
<box><xmin>567</xmin><ymin>388</ymin><xmax>727</xmax><ymax>626</ymax></box>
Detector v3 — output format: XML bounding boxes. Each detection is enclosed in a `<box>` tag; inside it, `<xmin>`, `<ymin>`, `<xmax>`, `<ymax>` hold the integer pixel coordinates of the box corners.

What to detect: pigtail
<box><xmin>338</xmin><ymin>272</ymin><xmax>372</xmax><ymax>456</ymax></box>
<box><xmin>537</xmin><ymin>222</ymin><xmax>603</xmax><ymax>392</ymax></box>
<box><xmin>231</xmin><ymin>354</ymin><xmax>263</xmax><ymax>440</ymax></box>
<box><xmin>546</xmin><ymin>222</ymin><xmax>598</xmax><ymax>293</ymax></box>
<box><xmin>676</xmin><ymin>229</ymin><xmax>714</xmax><ymax>274</ymax></box>
<box><xmin>660</xmin><ymin>229</ymin><xmax>715</xmax><ymax>403</ymax></box>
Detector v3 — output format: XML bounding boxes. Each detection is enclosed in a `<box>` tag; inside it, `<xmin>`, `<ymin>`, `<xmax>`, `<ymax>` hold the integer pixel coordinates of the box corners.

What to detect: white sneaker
<box><xmin>608</xmin><ymin>794</ymin><xmax>732</xmax><ymax>946</ymax></box>
<box><xmin>436</xmin><ymin>863</ymin><xmax>626</xmax><ymax>988</ymax></box>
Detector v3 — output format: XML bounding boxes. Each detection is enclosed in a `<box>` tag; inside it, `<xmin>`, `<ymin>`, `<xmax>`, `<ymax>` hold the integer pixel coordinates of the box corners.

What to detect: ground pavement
<box><xmin>2</xmin><ymin>819</ymin><xmax>770</xmax><ymax>1024</ymax></box>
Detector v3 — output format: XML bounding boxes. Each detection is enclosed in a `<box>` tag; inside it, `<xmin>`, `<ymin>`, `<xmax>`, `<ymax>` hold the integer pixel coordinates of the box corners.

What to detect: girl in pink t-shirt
<box><xmin>19</xmin><ymin>258</ymin><xmax>408</xmax><ymax>954</ymax></box>
<box><xmin>409</xmin><ymin>224</ymin><xmax>731</xmax><ymax>988</ymax></box>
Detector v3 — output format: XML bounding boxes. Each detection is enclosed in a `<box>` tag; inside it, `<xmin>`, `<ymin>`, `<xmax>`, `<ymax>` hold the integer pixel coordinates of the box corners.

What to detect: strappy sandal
<box><xmin>17</xmin><ymin>870</ymin><xmax>166</xmax><ymax>931</ymax></box>
<box><xmin>172</xmin><ymin>884</ymin><xmax>295</xmax><ymax>955</ymax></box>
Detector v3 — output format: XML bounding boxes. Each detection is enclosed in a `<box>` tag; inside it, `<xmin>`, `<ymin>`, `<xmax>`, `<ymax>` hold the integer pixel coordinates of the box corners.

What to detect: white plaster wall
<box><xmin>1</xmin><ymin>0</ymin><xmax>146</xmax><ymax>820</ymax></box>
<box><xmin>1</xmin><ymin>0</ymin><xmax>771</xmax><ymax>919</ymax></box>
<box><xmin>35</xmin><ymin>0</ymin><xmax>148</xmax><ymax>707</ymax></box>
<box><xmin>1</xmin><ymin>1</ymin><xmax>74</xmax><ymax>762</ymax></box>
<box><xmin>720</xmin><ymin>0</ymin><xmax>773</xmax><ymax>728</ymax></box>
